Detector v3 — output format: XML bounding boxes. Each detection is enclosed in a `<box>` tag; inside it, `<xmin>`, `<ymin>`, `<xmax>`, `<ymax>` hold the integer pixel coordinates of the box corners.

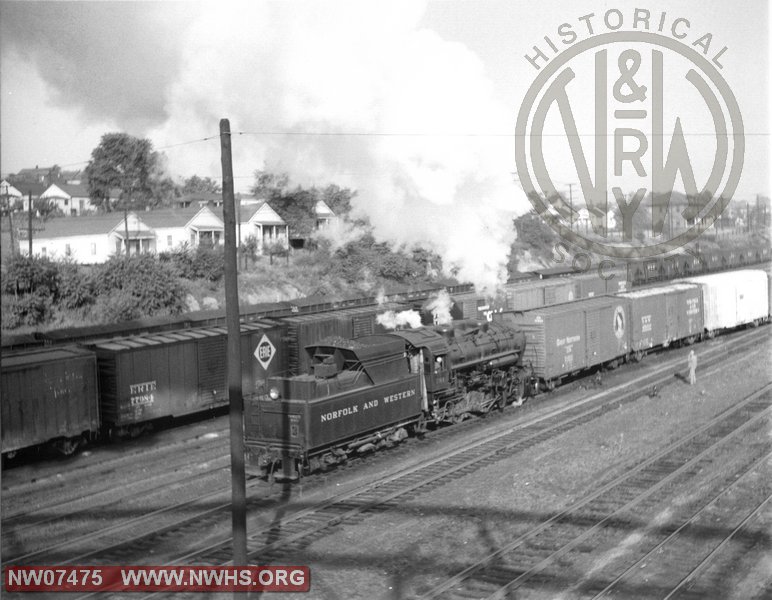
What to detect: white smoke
<box><xmin>425</xmin><ymin>289</ymin><xmax>453</xmax><ymax>326</ymax></box>
<box><xmin>377</xmin><ymin>309</ymin><xmax>422</xmax><ymax>330</ymax></box>
<box><xmin>145</xmin><ymin>1</ymin><xmax>530</xmax><ymax>289</ymax></box>
<box><xmin>312</xmin><ymin>218</ymin><xmax>367</xmax><ymax>252</ymax></box>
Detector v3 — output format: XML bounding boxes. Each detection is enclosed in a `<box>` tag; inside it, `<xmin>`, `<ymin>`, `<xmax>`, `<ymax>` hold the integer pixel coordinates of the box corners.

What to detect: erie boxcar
<box><xmin>85</xmin><ymin>320</ymin><xmax>287</xmax><ymax>436</ymax></box>
<box><xmin>1</xmin><ymin>346</ymin><xmax>99</xmax><ymax>456</ymax></box>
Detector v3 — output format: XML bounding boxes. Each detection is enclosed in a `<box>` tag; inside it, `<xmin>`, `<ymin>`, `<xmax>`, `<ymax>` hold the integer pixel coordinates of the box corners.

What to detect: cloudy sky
<box><xmin>1</xmin><ymin>0</ymin><xmax>768</xmax><ymax>286</ymax></box>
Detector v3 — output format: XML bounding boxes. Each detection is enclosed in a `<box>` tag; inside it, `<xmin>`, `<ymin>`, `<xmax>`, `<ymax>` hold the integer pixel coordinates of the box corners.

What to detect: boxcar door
<box><xmin>665</xmin><ymin>291</ymin><xmax>678</xmax><ymax>343</ymax></box>
<box><xmin>585</xmin><ymin>308</ymin><xmax>600</xmax><ymax>366</ymax></box>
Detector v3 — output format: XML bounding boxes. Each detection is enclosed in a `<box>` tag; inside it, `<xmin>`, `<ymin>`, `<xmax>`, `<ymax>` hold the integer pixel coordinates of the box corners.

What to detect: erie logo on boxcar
<box><xmin>254</xmin><ymin>334</ymin><xmax>276</xmax><ymax>370</ymax></box>
<box><xmin>129</xmin><ymin>380</ymin><xmax>156</xmax><ymax>407</ymax></box>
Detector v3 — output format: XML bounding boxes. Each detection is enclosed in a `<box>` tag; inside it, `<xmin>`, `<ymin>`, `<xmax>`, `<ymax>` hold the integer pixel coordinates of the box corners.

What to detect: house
<box><xmin>142</xmin><ymin>206</ymin><xmax>225</xmax><ymax>251</ymax></box>
<box><xmin>1</xmin><ymin>180</ymin><xmax>23</xmax><ymax>209</ymax></box>
<box><xmin>11</xmin><ymin>165</ymin><xmax>62</xmax><ymax>185</ymax></box>
<box><xmin>238</xmin><ymin>201</ymin><xmax>289</xmax><ymax>253</ymax></box>
<box><xmin>11</xmin><ymin>182</ymin><xmax>48</xmax><ymax>211</ymax></box>
<box><xmin>19</xmin><ymin>206</ymin><xmax>225</xmax><ymax>263</ymax></box>
<box><xmin>315</xmin><ymin>200</ymin><xmax>336</xmax><ymax>229</ymax></box>
<box><xmin>175</xmin><ymin>191</ymin><xmax>222</xmax><ymax>209</ymax></box>
<box><xmin>18</xmin><ymin>200</ymin><xmax>294</xmax><ymax>263</ymax></box>
<box><xmin>40</xmin><ymin>183</ymin><xmax>97</xmax><ymax>216</ymax></box>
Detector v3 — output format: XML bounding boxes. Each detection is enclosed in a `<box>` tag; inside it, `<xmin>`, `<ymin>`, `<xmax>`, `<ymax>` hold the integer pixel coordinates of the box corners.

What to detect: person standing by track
<box><xmin>687</xmin><ymin>350</ymin><xmax>698</xmax><ymax>385</ymax></box>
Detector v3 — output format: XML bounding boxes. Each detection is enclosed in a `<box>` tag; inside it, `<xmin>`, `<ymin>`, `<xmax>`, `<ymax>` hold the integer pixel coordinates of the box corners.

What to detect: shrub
<box><xmin>2</xmin><ymin>255</ymin><xmax>61</xmax><ymax>297</ymax></box>
<box><xmin>92</xmin><ymin>255</ymin><xmax>186</xmax><ymax>319</ymax></box>
<box><xmin>160</xmin><ymin>244</ymin><xmax>225</xmax><ymax>282</ymax></box>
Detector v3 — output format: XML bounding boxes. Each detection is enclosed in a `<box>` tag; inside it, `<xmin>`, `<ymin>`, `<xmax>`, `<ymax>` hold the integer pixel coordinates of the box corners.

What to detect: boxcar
<box><xmin>86</xmin><ymin>320</ymin><xmax>287</xmax><ymax>434</ymax></box>
<box><xmin>496</xmin><ymin>296</ymin><xmax>630</xmax><ymax>388</ymax></box>
<box><xmin>680</xmin><ymin>270</ymin><xmax>769</xmax><ymax>334</ymax></box>
<box><xmin>281</xmin><ymin>303</ymin><xmax>404</xmax><ymax>376</ymax></box>
<box><xmin>502</xmin><ymin>279</ymin><xmax>578</xmax><ymax>311</ymax></box>
<box><xmin>618</xmin><ymin>283</ymin><xmax>703</xmax><ymax>358</ymax></box>
<box><xmin>1</xmin><ymin>346</ymin><xmax>99</xmax><ymax>455</ymax></box>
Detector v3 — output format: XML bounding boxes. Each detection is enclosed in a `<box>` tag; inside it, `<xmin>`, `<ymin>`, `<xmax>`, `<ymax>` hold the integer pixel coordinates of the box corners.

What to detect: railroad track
<box><xmin>2</xmin><ymin>422</ymin><xmax>229</xmax><ymax>505</ymax></box>
<box><xmin>583</xmin><ymin>451</ymin><xmax>771</xmax><ymax>599</ymax></box>
<box><xmin>1</xmin><ymin>457</ymin><xmax>230</xmax><ymax>554</ymax></box>
<box><xmin>418</xmin><ymin>383</ymin><xmax>771</xmax><ymax>599</ymax></box>
<box><xmin>4</xmin><ymin>328</ymin><xmax>766</xmax><ymax>598</ymax></box>
<box><xmin>78</xmin><ymin>330</ymin><xmax>768</xmax><ymax>600</ymax></box>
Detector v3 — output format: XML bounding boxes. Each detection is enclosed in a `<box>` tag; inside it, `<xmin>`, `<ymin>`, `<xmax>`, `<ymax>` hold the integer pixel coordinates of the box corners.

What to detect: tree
<box><xmin>182</xmin><ymin>175</ymin><xmax>221</xmax><ymax>195</ymax></box>
<box><xmin>32</xmin><ymin>198</ymin><xmax>62</xmax><ymax>220</ymax></box>
<box><xmin>251</xmin><ymin>170</ymin><xmax>289</xmax><ymax>199</ymax></box>
<box><xmin>85</xmin><ymin>133</ymin><xmax>160</xmax><ymax>212</ymax></box>
<box><xmin>321</xmin><ymin>184</ymin><xmax>356</xmax><ymax>219</ymax></box>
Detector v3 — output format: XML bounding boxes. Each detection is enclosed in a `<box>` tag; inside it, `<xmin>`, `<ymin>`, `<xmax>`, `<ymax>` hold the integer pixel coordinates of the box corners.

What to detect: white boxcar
<box><xmin>680</xmin><ymin>270</ymin><xmax>769</xmax><ymax>333</ymax></box>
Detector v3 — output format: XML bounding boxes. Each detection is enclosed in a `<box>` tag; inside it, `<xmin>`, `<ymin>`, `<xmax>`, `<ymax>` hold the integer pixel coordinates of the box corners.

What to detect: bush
<box><xmin>92</xmin><ymin>255</ymin><xmax>186</xmax><ymax>319</ymax></box>
<box><xmin>3</xmin><ymin>290</ymin><xmax>54</xmax><ymax>327</ymax></box>
<box><xmin>56</xmin><ymin>261</ymin><xmax>96</xmax><ymax>309</ymax></box>
<box><xmin>2</xmin><ymin>255</ymin><xmax>61</xmax><ymax>297</ymax></box>
<box><xmin>160</xmin><ymin>244</ymin><xmax>225</xmax><ymax>282</ymax></box>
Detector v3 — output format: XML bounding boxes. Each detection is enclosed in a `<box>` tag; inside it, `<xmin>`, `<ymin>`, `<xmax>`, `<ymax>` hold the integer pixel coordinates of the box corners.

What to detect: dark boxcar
<box><xmin>245</xmin><ymin>335</ymin><xmax>422</xmax><ymax>476</ymax></box>
<box><xmin>503</xmin><ymin>280</ymin><xmax>576</xmax><ymax>311</ymax></box>
<box><xmin>281</xmin><ymin>303</ymin><xmax>404</xmax><ymax>375</ymax></box>
<box><xmin>1</xmin><ymin>347</ymin><xmax>99</xmax><ymax>455</ymax></box>
<box><xmin>575</xmin><ymin>275</ymin><xmax>607</xmax><ymax>298</ymax></box>
<box><xmin>497</xmin><ymin>296</ymin><xmax>630</xmax><ymax>386</ymax></box>
<box><xmin>88</xmin><ymin>320</ymin><xmax>287</xmax><ymax>431</ymax></box>
<box><xmin>618</xmin><ymin>283</ymin><xmax>703</xmax><ymax>356</ymax></box>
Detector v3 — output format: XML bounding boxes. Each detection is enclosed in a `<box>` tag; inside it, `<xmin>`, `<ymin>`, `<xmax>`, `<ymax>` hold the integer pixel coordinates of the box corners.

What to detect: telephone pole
<box><xmin>28</xmin><ymin>192</ymin><xmax>33</xmax><ymax>256</ymax></box>
<box><xmin>220</xmin><ymin>118</ymin><xmax>247</xmax><ymax>568</ymax></box>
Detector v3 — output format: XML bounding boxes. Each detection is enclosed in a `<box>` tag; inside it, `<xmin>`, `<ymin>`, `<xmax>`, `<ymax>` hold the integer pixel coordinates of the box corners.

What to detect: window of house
<box><xmin>167</xmin><ymin>235</ymin><xmax>173</xmax><ymax>247</ymax></box>
<box><xmin>64</xmin><ymin>199</ymin><xmax>69</xmax><ymax>206</ymax></box>
<box><xmin>65</xmin><ymin>244</ymin><xmax>71</xmax><ymax>256</ymax></box>
<box><xmin>91</xmin><ymin>243</ymin><xmax>97</xmax><ymax>255</ymax></box>
<box><xmin>41</xmin><ymin>247</ymin><xmax>47</xmax><ymax>256</ymax></box>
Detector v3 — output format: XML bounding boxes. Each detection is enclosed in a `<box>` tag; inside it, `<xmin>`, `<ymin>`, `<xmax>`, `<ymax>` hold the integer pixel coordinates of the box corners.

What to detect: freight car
<box><xmin>618</xmin><ymin>283</ymin><xmax>703</xmax><ymax>360</ymax></box>
<box><xmin>497</xmin><ymin>269</ymin><xmax>770</xmax><ymax>391</ymax></box>
<box><xmin>244</xmin><ymin>318</ymin><xmax>530</xmax><ymax>479</ymax></box>
<box><xmin>1</xmin><ymin>346</ymin><xmax>99</xmax><ymax>457</ymax></box>
<box><xmin>679</xmin><ymin>270</ymin><xmax>769</xmax><ymax>334</ymax></box>
<box><xmin>84</xmin><ymin>320</ymin><xmax>288</xmax><ymax>438</ymax></box>
<box><xmin>497</xmin><ymin>296</ymin><xmax>631</xmax><ymax>391</ymax></box>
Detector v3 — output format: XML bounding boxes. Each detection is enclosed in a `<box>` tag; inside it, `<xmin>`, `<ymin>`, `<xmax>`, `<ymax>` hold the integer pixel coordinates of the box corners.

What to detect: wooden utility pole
<box><xmin>220</xmin><ymin>118</ymin><xmax>247</xmax><ymax>568</ymax></box>
<box><xmin>124</xmin><ymin>209</ymin><xmax>130</xmax><ymax>258</ymax></box>
<box><xmin>28</xmin><ymin>192</ymin><xmax>33</xmax><ymax>256</ymax></box>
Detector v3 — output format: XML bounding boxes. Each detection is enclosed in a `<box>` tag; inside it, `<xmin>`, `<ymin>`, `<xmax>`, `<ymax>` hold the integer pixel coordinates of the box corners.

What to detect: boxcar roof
<box><xmin>618</xmin><ymin>283</ymin><xmax>699</xmax><ymax>299</ymax></box>
<box><xmin>87</xmin><ymin>321</ymin><xmax>277</xmax><ymax>351</ymax></box>
<box><xmin>1</xmin><ymin>345</ymin><xmax>93</xmax><ymax>368</ymax></box>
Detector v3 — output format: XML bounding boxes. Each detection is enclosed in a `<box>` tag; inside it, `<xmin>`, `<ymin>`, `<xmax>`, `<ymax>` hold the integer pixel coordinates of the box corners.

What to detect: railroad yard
<box><xmin>2</xmin><ymin>326</ymin><xmax>769</xmax><ymax>600</ymax></box>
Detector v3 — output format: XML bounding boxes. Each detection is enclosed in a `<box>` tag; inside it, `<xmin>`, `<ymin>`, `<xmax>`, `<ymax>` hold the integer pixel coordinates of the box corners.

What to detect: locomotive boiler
<box><xmin>244</xmin><ymin>319</ymin><xmax>531</xmax><ymax>479</ymax></box>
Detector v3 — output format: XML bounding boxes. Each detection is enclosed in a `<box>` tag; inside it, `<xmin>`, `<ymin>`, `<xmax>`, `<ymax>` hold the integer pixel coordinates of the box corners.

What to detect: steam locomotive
<box><xmin>244</xmin><ymin>318</ymin><xmax>531</xmax><ymax>479</ymax></box>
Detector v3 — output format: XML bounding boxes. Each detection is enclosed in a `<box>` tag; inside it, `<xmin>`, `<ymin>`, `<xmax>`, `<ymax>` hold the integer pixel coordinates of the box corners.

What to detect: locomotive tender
<box><xmin>244</xmin><ymin>319</ymin><xmax>530</xmax><ymax>479</ymax></box>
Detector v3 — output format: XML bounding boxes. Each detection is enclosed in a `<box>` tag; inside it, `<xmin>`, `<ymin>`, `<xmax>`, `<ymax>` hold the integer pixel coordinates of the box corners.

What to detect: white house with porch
<box><xmin>238</xmin><ymin>201</ymin><xmax>289</xmax><ymax>253</ymax></box>
<box><xmin>18</xmin><ymin>204</ymin><xmax>297</xmax><ymax>263</ymax></box>
<box><xmin>19</xmin><ymin>207</ymin><xmax>225</xmax><ymax>263</ymax></box>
